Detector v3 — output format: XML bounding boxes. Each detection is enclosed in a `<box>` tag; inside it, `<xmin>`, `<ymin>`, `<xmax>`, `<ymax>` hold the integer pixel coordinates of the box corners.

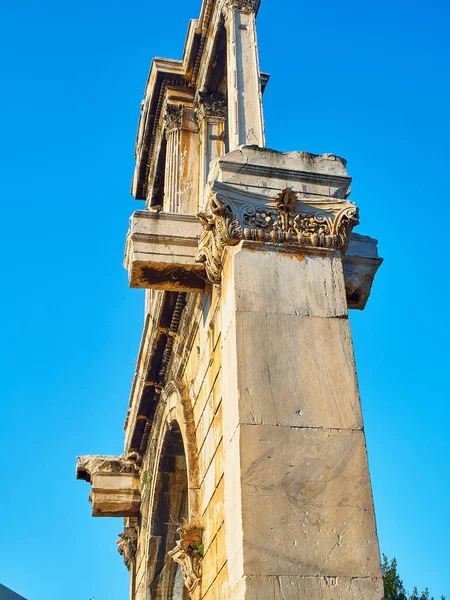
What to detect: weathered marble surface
<box><xmin>239</xmin><ymin>425</ymin><xmax>380</xmax><ymax>577</ymax></box>
<box><xmin>209</xmin><ymin>146</ymin><xmax>352</xmax><ymax>203</ymax></box>
<box><xmin>220</xmin><ymin>243</ymin><xmax>382</xmax><ymax>598</ymax></box>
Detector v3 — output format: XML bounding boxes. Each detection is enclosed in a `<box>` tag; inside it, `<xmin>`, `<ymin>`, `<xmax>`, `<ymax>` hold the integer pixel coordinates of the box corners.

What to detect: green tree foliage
<box><xmin>382</xmin><ymin>555</ymin><xmax>445</xmax><ymax>600</ymax></box>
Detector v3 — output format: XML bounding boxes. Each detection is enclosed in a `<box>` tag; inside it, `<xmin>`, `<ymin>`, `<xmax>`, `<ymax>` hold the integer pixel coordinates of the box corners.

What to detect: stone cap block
<box><xmin>209</xmin><ymin>146</ymin><xmax>352</xmax><ymax>204</ymax></box>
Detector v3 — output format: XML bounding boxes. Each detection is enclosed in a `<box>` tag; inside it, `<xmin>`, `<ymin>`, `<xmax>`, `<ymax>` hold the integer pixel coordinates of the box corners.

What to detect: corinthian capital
<box><xmin>194</xmin><ymin>91</ymin><xmax>227</xmax><ymax>121</ymax></box>
<box><xmin>222</xmin><ymin>0</ymin><xmax>259</xmax><ymax>14</ymax></box>
<box><xmin>196</xmin><ymin>187</ymin><xmax>359</xmax><ymax>284</ymax></box>
<box><xmin>164</xmin><ymin>104</ymin><xmax>183</xmax><ymax>135</ymax></box>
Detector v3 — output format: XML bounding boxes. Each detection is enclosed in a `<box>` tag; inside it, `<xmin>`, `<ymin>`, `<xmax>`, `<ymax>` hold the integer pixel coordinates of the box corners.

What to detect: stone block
<box><xmin>239</xmin><ymin>425</ymin><xmax>381</xmax><ymax>578</ymax></box>
<box><xmin>216</xmin><ymin>524</ymin><xmax>227</xmax><ymax>573</ymax></box>
<box><xmin>223</xmin><ymin>311</ymin><xmax>362</xmax><ymax>431</ymax></box>
<box><xmin>202</xmin><ymin>477</ymin><xmax>224</xmax><ymax>551</ymax></box>
<box><xmin>202</xmin><ymin>535</ymin><xmax>217</xmax><ymax>593</ymax></box>
<box><xmin>222</xmin><ymin>245</ymin><xmax>348</xmax><ymax>325</ymax></box>
<box><xmin>210</xmin><ymin>146</ymin><xmax>352</xmax><ymax>202</ymax></box>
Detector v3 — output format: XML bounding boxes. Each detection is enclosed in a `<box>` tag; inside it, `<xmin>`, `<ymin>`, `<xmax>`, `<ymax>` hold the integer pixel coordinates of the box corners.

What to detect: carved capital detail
<box><xmin>194</xmin><ymin>91</ymin><xmax>227</xmax><ymax>121</ymax></box>
<box><xmin>117</xmin><ymin>526</ymin><xmax>138</xmax><ymax>570</ymax></box>
<box><xmin>196</xmin><ymin>188</ymin><xmax>359</xmax><ymax>284</ymax></box>
<box><xmin>168</xmin><ymin>526</ymin><xmax>204</xmax><ymax>596</ymax></box>
<box><xmin>222</xmin><ymin>0</ymin><xmax>259</xmax><ymax>14</ymax></box>
<box><xmin>164</xmin><ymin>104</ymin><xmax>183</xmax><ymax>136</ymax></box>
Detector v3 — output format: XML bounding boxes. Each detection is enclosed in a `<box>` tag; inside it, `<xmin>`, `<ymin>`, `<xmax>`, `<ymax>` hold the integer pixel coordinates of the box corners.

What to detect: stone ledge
<box><xmin>124</xmin><ymin>211</ymin><xmax>206</xmax><ymax>291</ymax></box>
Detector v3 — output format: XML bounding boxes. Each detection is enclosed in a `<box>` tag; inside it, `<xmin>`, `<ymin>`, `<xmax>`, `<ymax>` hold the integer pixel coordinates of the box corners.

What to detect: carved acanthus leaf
<box><xmin>168</xmin><ymin>526</ymin><xmax>203</xmax><ymax>596</ymax></box>
<box><xmin>194</xmin><ymin>91</ymin><xmax>227</xmax><ymax>121</ymax></box>
<box><xmin>222</xmin><ymin>0</ymin><xmax>259</xmax><ymax>13</ymax></box>
<box><xmin>196</xmin><ymin>189</ymin><xmax>359</xmax><ymax>284</ymax></box>
<box><xmin>164</xmin><ymin>104</ymin><xmax>183</xmax><ymax>135</ymax></box>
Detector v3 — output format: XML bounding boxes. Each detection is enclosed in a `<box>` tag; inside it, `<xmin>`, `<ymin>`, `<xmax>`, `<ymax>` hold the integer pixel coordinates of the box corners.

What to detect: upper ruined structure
<box><xmin>77</xmin><ymin>1</ymin><xmax>384</xmax><ymax>599</ymax></box>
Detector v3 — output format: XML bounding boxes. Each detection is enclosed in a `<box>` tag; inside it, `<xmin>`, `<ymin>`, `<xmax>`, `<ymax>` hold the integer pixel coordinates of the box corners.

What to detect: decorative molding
<box><xmin>168</xmin><ymin>526</ymin><xmax>203</xmax><ymax>596</ymax></box>
<box><xmin>196</xmin><ymin>188</ymin><xmax>359</xmax><ymax>284</ymax></box>
<box><xmin>194</xmin><ymin>91</ymin><xmax>227</xmax><ymax>121</ymax></box>
<box><xmin>117</xmin><ymin>526</ymin><xmax>138</xmax><ymax>570</ymax></box>
<box><xmin>164</xmin><ymin>104</ymin><xmax>183</xmax><ymax>136</ymax></box>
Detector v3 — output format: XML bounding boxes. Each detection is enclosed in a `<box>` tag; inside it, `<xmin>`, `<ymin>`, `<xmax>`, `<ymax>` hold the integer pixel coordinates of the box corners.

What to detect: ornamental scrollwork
<box><xmin>117</xmin><ymin>526</ymin><xmax>138</xmax><ymax>570</ymax></box>
<box><xmin>196</xmin><ymin>194</ymin><xmax>242</xmax><ymax>284</ymax></box>
<box><xmin>196</xmin><ymin>188</ymin><xmax>359</xmax><ymax>284</ymax></box>
<box><xmin>168</xmin><ymin>526</ymin><xmax>204</xmax><ymax>596</ymax></box>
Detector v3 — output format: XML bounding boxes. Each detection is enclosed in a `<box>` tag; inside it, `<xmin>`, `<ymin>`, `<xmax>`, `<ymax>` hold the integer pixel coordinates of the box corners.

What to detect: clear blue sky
<box><xmin>0</xmin><ymin>0</ymin><xmax>449</xmax><ymax>598</ymax></box>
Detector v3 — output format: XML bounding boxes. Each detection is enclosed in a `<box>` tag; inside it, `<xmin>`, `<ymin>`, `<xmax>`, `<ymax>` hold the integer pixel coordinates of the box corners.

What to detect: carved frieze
<box><xmin>117</xmin><ymin>526</ymin><xmax>138</xmax><ymax>570</ymax></box>
<box><xmin>196</xmin><ymin>188</ymin><xmax>359</xmax><ymax>284</ymax></box>
<box><xmin>168</xmin><ymin>526</ymin><xmax>203</xmax><ymax>596</ymax></box>
<box><xmin>164</xmin><ymin>104</ymin><xmax>183</xmax><ymax>135</ymax></box>
<box><xmin>194</xmin><ymin>91</ymin><xmax>227</xmax><ymax>121</ymax></box>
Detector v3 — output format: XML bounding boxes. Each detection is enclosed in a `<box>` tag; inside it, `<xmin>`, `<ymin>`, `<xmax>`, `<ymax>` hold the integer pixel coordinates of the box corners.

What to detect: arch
<box><xmin>142</xmin><ymin>383</ymin><xmax>201</xmax><ymax>600</ymax></box>
<box><xmin>148</xmin><ymin>421</ymin><xmax>189</xmax><ymax>599</ymax></box>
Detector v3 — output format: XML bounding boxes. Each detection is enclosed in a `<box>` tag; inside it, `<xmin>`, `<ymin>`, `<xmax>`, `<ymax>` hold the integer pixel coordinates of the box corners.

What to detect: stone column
<box><xmin>163</xmin><ymin>103</ymin><xmax>200</xmax><ymax>214</ymax></box>
<box><xmin>194</xmin><ymin>92</ymin><xmax>227</xmax><ymax>204</ymax></box>
<box><xmin>218</xmin><ymin>243</ymin><xmax>383</xmax><ymax>599</ymax></box>
<box><xmin>222</xmin><ymin>0</ymin><xmax>265</xmax><ymax>149</ymax></box>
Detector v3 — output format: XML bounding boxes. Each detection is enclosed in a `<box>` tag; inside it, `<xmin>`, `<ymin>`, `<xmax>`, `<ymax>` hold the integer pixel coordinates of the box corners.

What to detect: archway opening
<box><xmin>148</xmin><ymin>421</ymin><xmax>189</xmax><ymax>599</ymax></box>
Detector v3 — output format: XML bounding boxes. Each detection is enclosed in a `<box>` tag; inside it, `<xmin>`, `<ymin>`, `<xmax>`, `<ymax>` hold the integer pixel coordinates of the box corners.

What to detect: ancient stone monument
<box><xmin>76</xmin><ymin>0</ymin><xmax>384</xmax><ymax>598</ymax></box>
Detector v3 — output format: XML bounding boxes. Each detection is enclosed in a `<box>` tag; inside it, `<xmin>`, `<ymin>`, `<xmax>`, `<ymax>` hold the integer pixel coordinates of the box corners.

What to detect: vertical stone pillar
<box><xmin>219</xmin><ymin>243</ymin><xmax>383</xmax><ymax>599</ymax></box>
<box><xmin>194</xmin><ymin>92</ymin><xmax>227</xmax><ymax>204</ymax></box>
<box><xmin>163</xmin><ymin>103</ymin><xmax>200</xmax><ymax>214</ymax></box>
<box><xmin>222</xmin><ymin>0</ymin><xmax>265</xmax><ymax>149</ymax></box>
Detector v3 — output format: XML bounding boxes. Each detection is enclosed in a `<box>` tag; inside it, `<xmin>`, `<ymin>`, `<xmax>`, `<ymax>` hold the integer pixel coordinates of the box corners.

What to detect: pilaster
<box><xmin>194</xmin><ymin>92</ymin><xmax>227</xmax><ymax>202</ymax></box>
<box><xmin>222</xmin><ymin>0</ymin><xmax>265</xmax><ymax>149</ymax></box>
<box><xmin>218</xmin><ymin>241</ymin><xmax>382</xmax><ymax>599</ymax></box>
<box><xmin>163</xmin><ymin>102</ymin><xmax>200</xmax><ymax>213</ymax></box>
